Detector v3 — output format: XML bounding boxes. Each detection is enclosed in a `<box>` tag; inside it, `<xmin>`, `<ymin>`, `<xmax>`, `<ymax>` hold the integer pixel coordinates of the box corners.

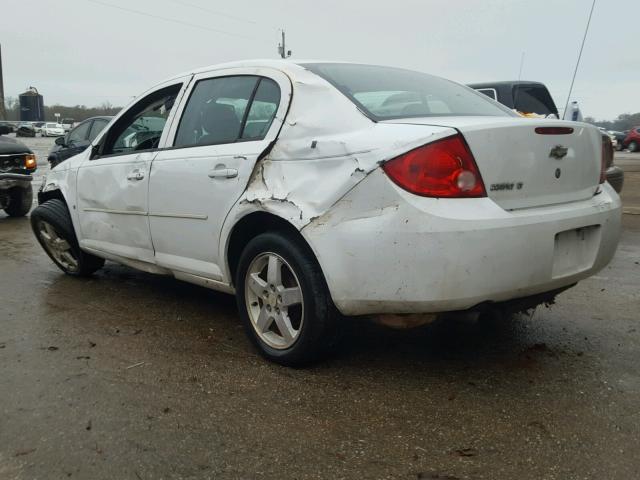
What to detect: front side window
<box><xmin>101</xmin><ymin>84</ymin><xmax>180</xmax><ymax>156</ymax></box>
<box><xmin>302</xmin><ymin>63</ymin><xmax>512</xmax><ymax>120</ymax></box>
<box><xmin>68</xmin><ymin>121</ymin><xmax>91</xmax><ymax>144</ymax></box>
<box><xmin>88</xmin><ymin>119</ymin><xmax>109</xmax><ymax>142</ymax></box>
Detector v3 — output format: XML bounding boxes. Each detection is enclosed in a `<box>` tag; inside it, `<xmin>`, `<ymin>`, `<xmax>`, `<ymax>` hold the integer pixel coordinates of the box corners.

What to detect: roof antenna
<box><xmin>513</xmin><ymin>51</ymin><xmax>525</xmax><ymax>111</ymax></box>
<box><xmin>564</xmin><ymin>0</ymin><xmax>596</xmax><ymax>118</ymax></box>
<box><xmin>277</xmin><ymin>29</ymin><xmax>292</xmax><ymax>59</ymax></box>
<box><xmin>517</xmin><ymin>52</ymin><xmax>525</xmax><ymax>81</ymax></box>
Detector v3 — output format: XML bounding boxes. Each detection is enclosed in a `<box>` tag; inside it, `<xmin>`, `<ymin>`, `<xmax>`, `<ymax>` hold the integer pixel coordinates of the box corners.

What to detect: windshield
<box><xmin>302</xmin><ymin>63</ymin><xmax>512</xmax><ymax>121</ymax></box>
<box><xmin>46</xmin><ymin>123</ymin><xmax>58</xmax><ymax>128</ymax></box>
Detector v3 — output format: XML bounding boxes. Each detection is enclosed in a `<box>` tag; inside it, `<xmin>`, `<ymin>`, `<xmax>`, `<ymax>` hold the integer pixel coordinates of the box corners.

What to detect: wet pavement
<box><xmin>1</xmin><ymin>136</ymin><xmax>639</xmax><ymax>479</ymax></box>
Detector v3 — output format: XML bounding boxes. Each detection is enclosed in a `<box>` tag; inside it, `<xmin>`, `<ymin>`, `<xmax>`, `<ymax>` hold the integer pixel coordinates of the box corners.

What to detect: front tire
<box><xmin>235</xmin><ymin>232</ymin><xmax>340</xmax><ymax>366</ymax></box>
<box><xmin>628</xmin><ymin>141</ymin><xmax>638</xmax><ymax>152</ymax></box>
<box><xmin>31</xmin><ymin>199</ymin><xmax>105</xmax><ymax>276</ymax></box>
<box><xmin>4</xmin><ymin>186</ymin><xmax>33</xmax><ymax>217</ymax></box>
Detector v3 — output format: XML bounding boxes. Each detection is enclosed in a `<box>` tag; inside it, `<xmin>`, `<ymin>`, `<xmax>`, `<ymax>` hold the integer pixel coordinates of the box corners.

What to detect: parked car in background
<box><xmin>621</xmin><ymin>127</ymin><xmax>640</xmax><ymax>152</ymax></box>
<box><xmin>48</xmin><ymin>116</ymin><xmax>112</xmax><ymax>168</ymax></box>
<box><xmin>602</xmin><ymin>135</ymin><xmax>623</xmax><ymax>193</ymax></box>
<box><xmin>611</xmin><ymin>131</ymin><xmax>628</xmax><ymax>150</ymax></box>
<box><xmin>0</xmin><ymin>134</ymin><xmax>36</xmax><ymax>216</ymax></box>
<box><xmin>0</xmin><ymin>122</ymin><xmax>14</xmax><ymax>135</ymax></box>
<box><xmin>598</xmin><ymin>127</ymin><xmax>617</xmax><ymax>149</ymax></box>
<box><xmin>61</xmin><ymin>118</ymin><xmax>75</xmax><ymax>133</ymax></box>
<box><xmin>470</xmin><ymin>80</ymin><xmax>623</xmax><ymax>192</ymax></box>
<box><xmin>33</xmin><ymin>122</ymin><xmax>46</xmax><ymax>135</ymax></box>
<box><xmin>16</xmin><ymin>123</ymin><xmax>37</xmax><ymax>137</ymax></box>
<box><xmin>468</xmin><ymin>81</ymin><xmax>559</xmax><ymax>118</ymax></box>
<box><xmin>32</xmin><ymin>60</ymin><xmax>621</xmax><ymax>365</ymax></box>
<box><xmin>41</xmin><ymin>123</ymin><xmax>65</xmax><ymax>137</ymax></box>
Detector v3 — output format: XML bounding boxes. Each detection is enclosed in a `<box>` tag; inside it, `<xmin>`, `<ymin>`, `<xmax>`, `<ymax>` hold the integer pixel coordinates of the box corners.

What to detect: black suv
<box><xmin>0</xmin><ymin>133</ymin><xmax>36</xmax><ymax>217</ymax></box>
<box><xmin>468</xmin><ymin>81</ymin><xmax>560</xmax><ymax>118</ymax></box>
<box><xmin>48</xmin><ymin>116</ymin><xmax>111</xmax><ymax>168</ymax></box>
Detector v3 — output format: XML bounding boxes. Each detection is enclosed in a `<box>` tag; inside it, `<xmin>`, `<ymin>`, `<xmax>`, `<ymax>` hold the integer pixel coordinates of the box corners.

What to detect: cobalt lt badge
<box><xmin>549</xmin><ymin>145</ymin><xmax>568</xmax><ymax>160</ymax></box>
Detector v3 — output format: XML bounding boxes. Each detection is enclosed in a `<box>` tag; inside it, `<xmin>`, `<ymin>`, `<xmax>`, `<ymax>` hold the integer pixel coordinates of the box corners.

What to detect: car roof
<box><xmin>161</xmin><ymin>59</ymin><xmax>420</xmax><ymax>85</ymax></box>
<box><xmin>79</xmin><ymin>116</ymin><xmax>113</xmax><ymax>122</ymax></box>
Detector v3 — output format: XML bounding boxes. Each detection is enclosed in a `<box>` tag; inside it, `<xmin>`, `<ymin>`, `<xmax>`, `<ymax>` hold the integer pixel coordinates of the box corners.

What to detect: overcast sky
<box><xmin>1</xmin><ymin>0</ymin><xmax>636</xmax><ymax>120</ymax></box>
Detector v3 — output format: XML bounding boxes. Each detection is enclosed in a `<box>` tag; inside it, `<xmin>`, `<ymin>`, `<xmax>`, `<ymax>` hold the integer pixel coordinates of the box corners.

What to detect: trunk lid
<box><xmin>383</xmin><ymin>116</ymin><xmax>602</xmax><ymax>210</ymax></box>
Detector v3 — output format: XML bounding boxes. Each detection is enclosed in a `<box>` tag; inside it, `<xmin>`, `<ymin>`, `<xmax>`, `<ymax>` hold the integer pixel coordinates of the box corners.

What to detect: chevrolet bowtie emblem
<box><xmin>549</xmin><ymin>145</ymin><xmax>568</xmax><ymax>159</ymax></box>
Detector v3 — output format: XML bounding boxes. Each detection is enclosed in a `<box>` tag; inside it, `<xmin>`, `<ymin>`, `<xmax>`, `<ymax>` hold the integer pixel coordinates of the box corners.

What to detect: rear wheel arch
<box><xmin>226</xmin><ymin>211</ymin><xmax>324</xmax><ymax>288</ymax></box>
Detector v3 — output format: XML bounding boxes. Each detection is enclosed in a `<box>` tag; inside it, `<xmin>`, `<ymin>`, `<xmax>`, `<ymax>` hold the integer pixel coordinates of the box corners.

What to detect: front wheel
<box><xmin>4</xmin><ymin>186</ymin><xmax>33</xmax><ymax>217</ymax></box>
<box><xmin>235</xmin><ymin>232</ymin><xmax>340</xmax><ymax>366</ymax></box>
<box><xmin>31</xmin><ymin>199</ymin><xmax>105</xmax><ymax>276</ymax></box>
<box><xmin>628</xmin><ymin>141</ymin><xmax>638</xmax><ymax>153</ymax></box>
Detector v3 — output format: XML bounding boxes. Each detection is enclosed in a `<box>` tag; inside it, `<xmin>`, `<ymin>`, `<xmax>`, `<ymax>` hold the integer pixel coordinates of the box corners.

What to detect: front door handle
<box><xmin>208</xmin><ymin>167</ymin><xmax>238</xmax><ymax>179</ymax></box>
<box><xmin>126</xmin><ymin>169</ymin><xmax>145</xmax><ymax>181</ymax></box>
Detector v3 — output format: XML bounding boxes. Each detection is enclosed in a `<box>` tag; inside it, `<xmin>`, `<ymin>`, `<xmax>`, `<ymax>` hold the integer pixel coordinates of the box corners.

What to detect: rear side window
<box><xmin>476</xmin><ymin>88</ymin><xmax>497</xmax><ymax>101</ymax></box>
<box><xmin>302</xmin><ymin>63</ymin><xmax>512</xmax><ymax>120</ymax></box>
<box><xmin>174</xmin><ymin>76</ymin><xmax>274</xmax><ymax>148</ymax></box>
<box><xmin>241</xmin><ymin>79</ymin><xmax>280</xmax><ymax>140</ymax></box>
<box><xmin>512</xmin><ymin>85</ymin><xmax>558</xmax><ymax>117</ymax></box>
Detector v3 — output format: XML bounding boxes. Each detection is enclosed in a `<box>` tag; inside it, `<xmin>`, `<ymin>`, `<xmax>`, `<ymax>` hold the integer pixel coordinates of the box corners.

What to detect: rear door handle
<box><xmin>208</xmin><ymin>168</ymin><xmax>238</xmax><ymax>179</ymax></box>
<box><xmin>126</xmin><ymin>169</ymin><xmax>145</xmax><ymax>181</ymax></box>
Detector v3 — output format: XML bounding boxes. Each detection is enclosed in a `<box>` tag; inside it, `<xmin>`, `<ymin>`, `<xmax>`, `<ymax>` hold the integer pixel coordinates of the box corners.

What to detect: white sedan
<box><xmin>31</xmin><ymin>60</ymin><xmax>621</xmax><ymax>365</ymax></box>
<box><xmin>41</xmin><ymin>123</ymin><xmax>65</xmax><ymax>137</ymax></box>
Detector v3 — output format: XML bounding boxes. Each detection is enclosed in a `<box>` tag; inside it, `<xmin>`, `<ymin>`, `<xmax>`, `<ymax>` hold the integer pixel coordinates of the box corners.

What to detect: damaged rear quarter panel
<box><xmin>220</xmin><ymin>64</ymin><xmax>456</xmax><ymax>282</ymax></box>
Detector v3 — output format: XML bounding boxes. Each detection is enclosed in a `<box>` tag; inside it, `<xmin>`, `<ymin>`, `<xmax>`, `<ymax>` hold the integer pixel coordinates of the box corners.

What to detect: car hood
<box><xmin>0</xmin><ymin>136</ymin><xmax>32</xmax><ymax>154</ymax></box>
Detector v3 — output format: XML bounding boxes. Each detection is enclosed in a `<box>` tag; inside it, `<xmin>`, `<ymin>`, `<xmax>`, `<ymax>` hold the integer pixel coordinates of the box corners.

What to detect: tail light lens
<box><xmin>600</xmin><ymin>134</ymin><xmax>612</xmax><ymax>184</ymax></box>
<box><xmin>382</xmin><ymin>134</ymin><xmax>486</xmax><ymax>198</ymax></box>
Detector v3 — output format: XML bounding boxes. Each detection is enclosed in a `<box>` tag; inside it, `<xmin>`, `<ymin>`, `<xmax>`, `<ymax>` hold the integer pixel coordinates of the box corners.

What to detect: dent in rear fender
<box><xmin>231</xmin><ymin>68</ymin><xmax>456</xmax><ymax>225</ymax></box>
<box><xmin>219</xmin><ymin>125</ymin><xmax>455</xmax><ymax>281</ymax></box>
<box><xmin>226</xmin><ymin>124</ymin><xmax>457</xmax><ymax>227</ymax></box>
<box><xmin>217</xmin><ymin>67</ymin><xmax>459</xmax><ymax>279</ymax></box>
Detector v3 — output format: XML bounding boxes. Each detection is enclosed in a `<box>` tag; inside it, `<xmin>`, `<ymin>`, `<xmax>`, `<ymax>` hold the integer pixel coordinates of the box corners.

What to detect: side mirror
<box><xmin>89</xmin><ymin>144</ymin><xmax>100</xmax><ymax>160</ymax></box>
<box><xmin>55</xmin><ymin>136</ymin><xmax>66</xmax><ymax>146</ymax></box>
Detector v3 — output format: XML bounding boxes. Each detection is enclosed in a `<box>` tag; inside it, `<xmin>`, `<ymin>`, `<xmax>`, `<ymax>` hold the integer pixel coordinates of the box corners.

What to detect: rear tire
<box><xmin>31</xmin><ymin>199</ymin><xmax>105</xmax><ymax>276</ymax></box>
<box><xmin>4</xmin><ymin>186</ymin><xmax>33</xmax><ymax>217</ymax></box>
<box><xmin>628</xmin><ymin>141</ymin><xmax>638</xmax><ymax>152</ymax></box>
<box><xmin>235</xmin><ymin>231</ymin><xmax>341</xmax><ymax>366</ymax></box>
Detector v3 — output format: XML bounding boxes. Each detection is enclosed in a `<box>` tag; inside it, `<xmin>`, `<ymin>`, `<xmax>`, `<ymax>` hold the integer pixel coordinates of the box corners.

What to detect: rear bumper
<box><xmin>303</xmin><ymin>170</ymin><xmax>622</xmax><ymax>316</ymax></box>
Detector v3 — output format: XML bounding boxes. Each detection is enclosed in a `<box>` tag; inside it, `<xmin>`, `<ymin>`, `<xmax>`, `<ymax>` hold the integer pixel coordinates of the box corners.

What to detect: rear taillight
<box><xmin>382</xmin><ymin>134</ymin><xmax>486</xmax><ymax>198</ymax></box>
<box><xmin>600</xmin><ymin>134</ymin><xmax>612</xmax><ymax>184</ymax></box>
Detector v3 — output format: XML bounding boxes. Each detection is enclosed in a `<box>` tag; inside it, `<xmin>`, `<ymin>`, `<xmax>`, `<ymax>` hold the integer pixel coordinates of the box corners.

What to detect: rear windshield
<box><xmin>302</xmin><ymin>63</ymin><xmax>512</xmax><ymax>121</ymax></box>
<box><xmin>512</xmin><ymin>85</ymin><xmax>558</xmax><ymax>116</ymax></box>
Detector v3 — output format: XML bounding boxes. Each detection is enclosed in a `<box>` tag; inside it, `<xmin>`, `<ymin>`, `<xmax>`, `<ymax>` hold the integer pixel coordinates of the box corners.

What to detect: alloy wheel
<box><xmin>37</xmin><ymin>220</ymin><xmax>79</xmax><ymax>272</ymax></box>
<box><xmin>244</xmin><ymin>252</ymin><xmax>304</xmax><ymax>349</ymax></box>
